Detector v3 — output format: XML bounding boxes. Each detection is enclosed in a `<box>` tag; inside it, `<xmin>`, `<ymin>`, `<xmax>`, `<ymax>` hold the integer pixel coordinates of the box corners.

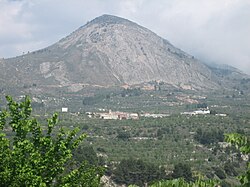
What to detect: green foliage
<box><xmin>112</xmin><ymin>158</ymin><xmax>166</xmax><ymax>186</ymax></box>
<box><xmin>121</xmin><ymin>88</ymin><xmax>141</xmax><ymax>97</ymax></box>
<box><xmin>172</xmin><ymin>163</ymin><xmax>193</xmax><ymax>182</ymax></box>
<box><xmin>82</xmin><ymin>96</ymin><xmax>98</xmax><ymax>105</ymax></box>
<box><xmin>224</xmin><ymin>162</ymin><xmax>238</xmax><ymax>176</ymax></box>
<box><xmin>82</xmin><ymin>95</ymin><xmax>105</xmax><ymax>105</ymax></box>
<box><xmin>225</xmin><ymin>133</ymin><xmax>250</xmax><ymax>154</ymax></box>
<box><xmin>116</xmin><ymin>130</ymin><xmax>131</xmax><ymax>141</ymax></box>
<box><xmin>194</xmin><ymin>128</ymin><xmax>224</xmax><ymax>145</ymax></box>
<box><xmin>196</xmin><ymin>103</ymin><xmax>208</xmax><ymax>109</ymax></box>
<box><xmin>0</xmin><ymin>96</ymin><xmax>103</xmax><ymax>186</ymax></box>
<box><xmin>73</xmin><ymin>145</ymin><xmax>98</xmax><ymax>166</ymax></box>
<box><xmin>209</xmin><ymin>109</ymin><xmax>217</xmax><ymax>115</ymax></box>
<box><xmin>60</xmin><ymin>162</ymin><xmax>102</xmax><ymax>187</ymax></box>
<box><xmin>213</xmin><ymin>167</ymin><xmax>226</xmax><ymax>179</ymax></box>
<box><xmin>78</xmin><ymin>113</ymin><xmax>249</xmax><ymax>185</ymax></box>
<box><xmin>148</xmin><ymin>178</ymin><xmax>218</xmax><ymax>187</ymax></box>
<box><xmin>225</xmin><ymin>133</ymin><xmax>250</xmax><ymax>186</ymax></box>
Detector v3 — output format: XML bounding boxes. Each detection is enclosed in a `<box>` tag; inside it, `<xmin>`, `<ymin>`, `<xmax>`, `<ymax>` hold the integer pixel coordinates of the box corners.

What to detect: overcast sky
<box><xmin>1</xmin><ymin>0</ymin><xmax>250</xmax><ymax>74</ymax></box>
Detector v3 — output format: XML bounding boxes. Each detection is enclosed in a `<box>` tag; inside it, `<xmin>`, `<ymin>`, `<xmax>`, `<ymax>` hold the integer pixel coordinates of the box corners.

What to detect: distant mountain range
<box><xmin>0</xmin><ymin>14</ymin><xmax>248</xmax><ymax>94</ymax></box>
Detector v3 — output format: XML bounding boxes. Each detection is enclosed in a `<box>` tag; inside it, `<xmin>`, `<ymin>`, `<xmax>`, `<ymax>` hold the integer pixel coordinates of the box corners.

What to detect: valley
<box><xmin>2</xmin><ymin>84</ymin><xmax>249</xmax><ymax>186</ymax></box>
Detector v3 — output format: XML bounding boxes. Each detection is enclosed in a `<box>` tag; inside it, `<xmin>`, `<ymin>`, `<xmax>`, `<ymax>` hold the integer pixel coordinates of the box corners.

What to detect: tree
<box><xmin>210</xmin><ymin>110</ymin><xmax>217</xmax><ymax>115</ymax></box>
<box><xmin>112</xmin><ymin>158</ymin><xmax>166</xmax><ymax>186</ymax></box>
<box><xmin>224</xmin><ymin>162</ymin><xmax>238</xmax><ymax>177</ymax></box>
<box><xmin>73</xmin><ymin>145</ymin><xmax>98</xmax><ymax>166</ymax></box>
<box><xmin>213</xmin><ymin>167</ymin><xmax>226</xmax><ymax>180</ymax></box>
<box><xmin>116</xmin><ymin>130</ymin><xmax>131</xmax><ymax>141</ymax></box>
<box><xmin>0</xmin><ymin>96</ymin><xmax>103</xmax><ymax>186</ymax></box>
<box><xmin>172</xmin><ymin>163</ymin><xmax>193</xmax><ymax>182</ymax></box>
<box><xmin>197</xmin><ymin>103</ymin><xmax>208</xmax><ymax>109</ymax></box>
<box><xmin>194</xmin><ymin>128</ymin><xmax>224</xmax><ymax>145</ymax></box>
<box><xmin>225</xmin><ymin>133</ymin><xmax>250</xmax><ymax>186</ymax></box>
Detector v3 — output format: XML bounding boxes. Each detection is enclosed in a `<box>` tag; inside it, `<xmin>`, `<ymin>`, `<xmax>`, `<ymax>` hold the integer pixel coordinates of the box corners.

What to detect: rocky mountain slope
<box><xmin>0</xmin><ymin>14</ymin><xmax>247</xmax><ymax>93</ymax></box>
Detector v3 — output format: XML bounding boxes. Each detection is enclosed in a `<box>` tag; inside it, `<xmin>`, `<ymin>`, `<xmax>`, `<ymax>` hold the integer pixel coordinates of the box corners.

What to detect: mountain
<box><xmin>0</xmin><ymin>14</ymin><xmax>247</xmax><ymax>94</ymax></box>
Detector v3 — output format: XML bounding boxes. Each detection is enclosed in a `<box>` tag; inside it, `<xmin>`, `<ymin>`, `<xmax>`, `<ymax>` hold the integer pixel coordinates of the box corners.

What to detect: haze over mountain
<box><xmin>0</xmin><ymin>15</ymin><xmax>247</xmax><ymax>93</ymax></box>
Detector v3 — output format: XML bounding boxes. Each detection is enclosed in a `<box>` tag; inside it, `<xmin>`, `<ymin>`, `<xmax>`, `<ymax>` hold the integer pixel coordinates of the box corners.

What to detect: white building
<box><xmin>62</xmin><ymin>107</ymin><xmax>68</xmax><ymax>112</ymax></box>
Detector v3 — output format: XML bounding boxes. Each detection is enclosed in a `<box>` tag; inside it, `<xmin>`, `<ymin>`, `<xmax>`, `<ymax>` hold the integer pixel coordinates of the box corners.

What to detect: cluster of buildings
<box><xmin>181</xmin><ymin>107</ymin><xmax>227</xmax><ymax>116</ymax></box>
<box><xmin>86</xmin><ymin>110</ymin><xmax>171</xmax><ymax>120</ymax></box>
<box><xmin>86</xmin><ymin>110</ymin><xmax>139</xmax><ymax>120</ymax></box>
<box><xmin>181</xmin><ymin>108</ymin><xmax>210</xmax><ymax>115</ymax></box>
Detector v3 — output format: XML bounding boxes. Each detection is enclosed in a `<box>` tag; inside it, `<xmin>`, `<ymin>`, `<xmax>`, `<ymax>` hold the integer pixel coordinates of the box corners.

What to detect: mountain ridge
<box><xmin>0</xmin><ymin>14</ymin><xmax>247</xmax><ymax>94</ymax></box>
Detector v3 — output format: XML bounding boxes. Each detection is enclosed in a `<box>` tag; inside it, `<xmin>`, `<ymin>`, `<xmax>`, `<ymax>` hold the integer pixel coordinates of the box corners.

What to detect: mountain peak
<box><xmin>1</xmin><ymin>14</ymin><xmax>241</xmax><ymax>93</ymax></box>
<box><xmin>87</xmin><ymin>14</ymin><xmax>133</xmax><ymax>25</ymax></box>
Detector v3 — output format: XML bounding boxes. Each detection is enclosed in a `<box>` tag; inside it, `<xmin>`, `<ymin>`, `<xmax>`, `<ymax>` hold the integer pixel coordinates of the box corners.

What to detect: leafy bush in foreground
<box><xmin>0</xmin><ymin>96</ymin><xmax>103</xmax><ymax>186</ymax></box>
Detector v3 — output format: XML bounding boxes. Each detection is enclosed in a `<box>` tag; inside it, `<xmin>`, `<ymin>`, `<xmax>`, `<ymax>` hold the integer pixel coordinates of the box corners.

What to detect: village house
<box><xmin>61</xmin><ymin>107</ymin><xmax>68</xmax><ymax>112</ymax></box>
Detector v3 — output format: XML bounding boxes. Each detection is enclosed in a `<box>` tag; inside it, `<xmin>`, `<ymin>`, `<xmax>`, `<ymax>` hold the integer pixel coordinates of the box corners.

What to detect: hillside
<box><xmin>0</xmin><ymin>14</ymin><xmax>247</xmax><ymax>94</ymax></box>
